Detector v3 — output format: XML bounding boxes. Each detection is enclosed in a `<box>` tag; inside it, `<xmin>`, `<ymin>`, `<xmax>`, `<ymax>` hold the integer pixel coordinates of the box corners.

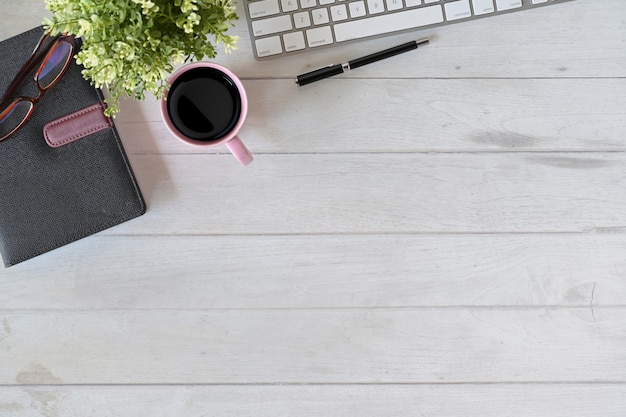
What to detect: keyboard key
<box><xmin>386</xmin><ymin>0</ymin><xmax>404</xmax><ymax>12</ymax></box>
<box><xmin>405</xmin><ymin>0</ymin><xmax>422</xmax><ymax>7</ymax></box>
<box><xmin>281</xmin><ymin>0</ymin><xmax>299</xmax><ymax>12</ymax></box>
<box><xmin>367</xmin><ymin>0</ymin><xmax>386</xmax><ymax>14</ymax></box>
<box><xmin>255</xmin><ymin>36</ymin><xmax>283</xmax><ymax>57</ymax></box>
<box><xmin>471</xmin><ymin>0</ymin><xmax>495</xmax><ymax>15</ymax></box>
<box><xmin>251</xmin><ymin>15</ymin><xmax>293</xmax><ymax>36</ymax></box>
<box><xmin>306</xmin><ymin>26</ymin><xmax>334</xmax><ymax>47</ymax></box>
<box><xmin>348</xmin><ymin>1</ymin><xmax>367</xmax><ymax>17</ymax></box>
<box><xmin>331</xmin><ymin>4</ymin><xmax>348</xmax><ymax>21</ymax></box>
<box><xmin>284</xmin><ymin>31</ymin><xmax>306</xmax><ymax>51</ymax></box>
<box><xmin>312</xmin><ymin>8</ymin><xmax>330</xmax><ymax>24</ymax></box>
<box><xmin>334</xmin><ymin>4</ymin><xmax>444</xmax><ymax>42</ymax></box>
<box><xmin>248</xmin><ymin>0</ymin><xmax>280</xmax><ymax>18</ymax></box>
<box><xmin>444</xmin><ymin>0</ymin><xmax>471</xmax><ymax>20</ymax></box>
<box><xmin>300</xmin><ymin>0</ymin><xmax>317</xmax><ymax>8</ymax></box>
<box><xmin>294</xmin><ymin>11</ymin><xmax>312</xmax><ymax>28</ymax></box>
<box><xmin>495</xmin><ymin>0</ymin><xmax>521</xmax><ymax>11</ymax></box>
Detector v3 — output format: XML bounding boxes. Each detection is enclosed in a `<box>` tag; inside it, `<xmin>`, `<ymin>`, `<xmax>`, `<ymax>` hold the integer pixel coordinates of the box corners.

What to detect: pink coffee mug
<box><xmin>161</xmin><ymin>62</ymin><xmax>252</xmax><ymax>166</ymax></box>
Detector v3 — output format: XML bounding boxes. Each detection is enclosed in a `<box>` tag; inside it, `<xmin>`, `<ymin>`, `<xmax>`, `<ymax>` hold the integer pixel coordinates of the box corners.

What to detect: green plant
<box><xmin>43</xmin><ymin>0</ymin><xmax>239</xmax><ymax>116</ymax></box>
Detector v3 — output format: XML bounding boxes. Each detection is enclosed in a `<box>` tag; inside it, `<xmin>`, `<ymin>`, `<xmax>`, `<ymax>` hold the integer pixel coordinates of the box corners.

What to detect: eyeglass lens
<box><xmin>0</xmin><ymin>37</ymin><xmax>73</xmax><ymax>141</ymax></box>
<box><xmin>38</xmin><ymin>40</ymin><xmax>73</xmax><ymax>89</ymax></box>
<box><xmin>0</xmin><ymin>101</ymin><xmax>33</xmax><ymax>140</ymax></box>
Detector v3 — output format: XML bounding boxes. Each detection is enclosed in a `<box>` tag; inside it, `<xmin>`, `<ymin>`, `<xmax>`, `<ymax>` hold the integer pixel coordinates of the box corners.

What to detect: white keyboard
<box><xmin>244</xmin><ymin>0</ymin><xmax>573</xmax><ymax>59</ymax></box>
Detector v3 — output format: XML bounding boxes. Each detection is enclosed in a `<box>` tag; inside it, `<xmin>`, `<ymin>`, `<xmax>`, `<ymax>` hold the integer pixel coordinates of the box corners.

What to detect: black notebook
<box><xmin>0</xmin><ymin>27</ymin><xmax>146</xmax><ymax>267</ymax></box>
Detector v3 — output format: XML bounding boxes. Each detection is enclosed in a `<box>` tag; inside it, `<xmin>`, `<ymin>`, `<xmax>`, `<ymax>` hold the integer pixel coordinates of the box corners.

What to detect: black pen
<box><xmin>295</xmin><ymin>37</ymin><xmax>429</xmax><ymax>86</ymax></box>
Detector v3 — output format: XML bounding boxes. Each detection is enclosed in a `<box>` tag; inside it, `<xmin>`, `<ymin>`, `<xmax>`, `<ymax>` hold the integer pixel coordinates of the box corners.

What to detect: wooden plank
<box><xmin>2</xmin><ymin>384</ymin><xmax>626</xmax><ymax>417</ymax></box>
<box><xmin>1</xmin><ymin>308</ymin><xmax>624</xmax><ymax>384</ymax></box>
<box><xmin>1</xmin><ymin>1</ymin><xmax>625</xmax><ymax>79</ymax></box>
<box><xmin>221</xmin><ymin>0</ymin><xmax>626</xmax><ymax>79</ymax></box>
<box><xmin>0</xmin><ymin>2</ymin><xmax>50</xmax><ymax>40</ymax></box>
<box><xmin>94</xmin><ymin>153</ymin><xmax>626</xmax><ymax>234</ymax></box>
<box><xmin>1</xmin><ymin>234</ymin><xmax>625</xmax><ymax>309</ymax></box>
<box><xmin>116</xmin><ymin>79</ymin><xmax>626</xmax><ymax>155</ymax></box>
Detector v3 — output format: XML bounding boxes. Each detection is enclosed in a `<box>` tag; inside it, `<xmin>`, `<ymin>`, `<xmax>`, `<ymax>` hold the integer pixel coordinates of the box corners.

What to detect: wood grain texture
<box><xmin>1</xmin><ymin>234</ymin><xmax>624</xmax><ymax>309</ymax></box>
<box><xmin>2</xmin><ymin>308</ymin><xmax>625</xmax><ymax>384</ymax></box>
<box><xmin>2</xmin><ymin>385</ymin><xmax>626</xmax><ymax>417</ymax></box>
<box><xmin>1</xmin><ymin>0</ymin><xmax>625</xmax><ymax>415</ymax></box>
<box><xmin>116</xmin><ymin>79</ymin><xmax>626</xmax><ymax>154</ymax></box>
<box><xmin>112</xmin><ymin>153</ymin><xmax>626</xmax><ymax>234</ymax></box>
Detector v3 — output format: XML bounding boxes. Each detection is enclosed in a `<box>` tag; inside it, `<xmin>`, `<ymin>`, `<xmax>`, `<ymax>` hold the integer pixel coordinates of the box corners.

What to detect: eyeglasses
<box><xmin>0</xmin><ymin>33</ymin><xmax>76</xmax><ymax>142</ymax></box>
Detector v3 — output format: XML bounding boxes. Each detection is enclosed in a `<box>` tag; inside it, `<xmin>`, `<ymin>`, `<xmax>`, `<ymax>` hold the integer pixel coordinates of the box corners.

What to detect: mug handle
<box><xmin>225</xmin><ymin>135</ymin><xmax>253</xmax><ymax>166</ymax></box>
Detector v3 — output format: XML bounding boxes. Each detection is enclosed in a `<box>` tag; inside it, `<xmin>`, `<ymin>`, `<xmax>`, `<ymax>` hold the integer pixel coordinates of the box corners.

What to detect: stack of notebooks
<box><xmin>0</xmin><ymin>27</ymin><xmax>146</xmax><ymax>267</ymax></box>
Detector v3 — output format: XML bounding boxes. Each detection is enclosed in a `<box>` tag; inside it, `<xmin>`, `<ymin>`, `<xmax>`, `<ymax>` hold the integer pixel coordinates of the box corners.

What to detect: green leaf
<box><xmin>43</xmin><ymin>0</ymin><xmax>238</xmax><ymax>117</ymax></box>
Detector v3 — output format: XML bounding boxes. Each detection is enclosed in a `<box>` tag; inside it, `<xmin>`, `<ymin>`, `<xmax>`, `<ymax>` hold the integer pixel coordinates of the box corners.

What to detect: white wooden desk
<box><xmin>1</xmin><ymin>1</ymin><xmax>626</xmax><ymax>415</ymax></box>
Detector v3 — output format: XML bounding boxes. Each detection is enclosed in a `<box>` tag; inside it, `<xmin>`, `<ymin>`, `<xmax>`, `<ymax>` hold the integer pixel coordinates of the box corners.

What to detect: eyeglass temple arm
<box><xmin>0</xmin><ymin>33</ymin><xmax>59</xmax><ymax>108</ymax></box>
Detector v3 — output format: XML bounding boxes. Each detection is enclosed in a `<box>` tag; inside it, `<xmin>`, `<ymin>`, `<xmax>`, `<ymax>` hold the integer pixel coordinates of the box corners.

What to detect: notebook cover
<box><xmin>0</xmin><ymin>26</ymin><xmax>146</xmax><ymax>267</ymax></box>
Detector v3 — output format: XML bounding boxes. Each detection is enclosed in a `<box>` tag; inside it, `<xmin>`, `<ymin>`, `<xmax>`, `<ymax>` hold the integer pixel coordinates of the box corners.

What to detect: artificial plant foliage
<box><xmin>43</xmin><ymin>0</ymin><xmax>239</xmax><ymax>116</ymax></box>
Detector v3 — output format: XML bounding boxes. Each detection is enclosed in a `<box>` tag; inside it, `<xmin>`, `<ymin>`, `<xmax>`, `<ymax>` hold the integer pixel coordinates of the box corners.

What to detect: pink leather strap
<box><xmin>43</xmin><ymin>102</ymin><xmax>112</xmax><ymax>148</ymax></box>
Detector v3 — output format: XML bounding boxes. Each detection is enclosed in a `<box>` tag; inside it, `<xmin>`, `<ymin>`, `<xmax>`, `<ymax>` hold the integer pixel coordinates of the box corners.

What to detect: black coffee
<box><xmin>167</xmin><ymin>67</ymin><xmax>241</xmax><ymax>141</ymax></box>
